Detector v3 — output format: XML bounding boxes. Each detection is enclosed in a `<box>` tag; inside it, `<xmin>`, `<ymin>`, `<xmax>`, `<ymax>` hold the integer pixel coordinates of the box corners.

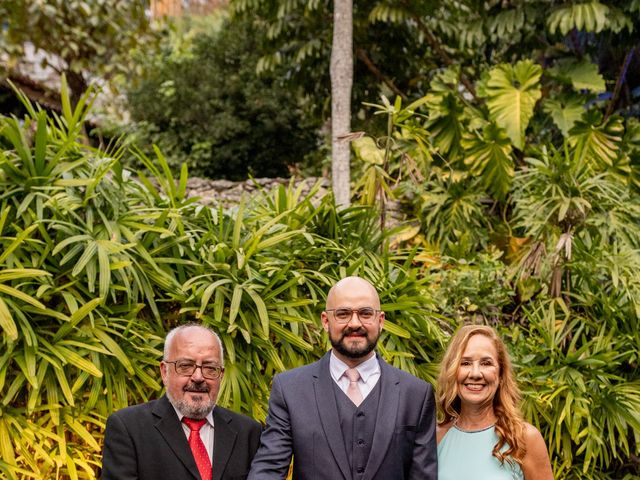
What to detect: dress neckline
<box><xmin>453</xmin><ymin>418</ymin><xmax>496</xmax><ymax>433</ymax></box>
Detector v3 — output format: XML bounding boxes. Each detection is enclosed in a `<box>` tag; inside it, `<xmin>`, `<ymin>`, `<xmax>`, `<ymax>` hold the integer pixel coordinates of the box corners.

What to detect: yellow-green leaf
<box><xmin>0</xmin><ymin>297</ymin><xmax>17</xmax><ymax>342</ymax></box>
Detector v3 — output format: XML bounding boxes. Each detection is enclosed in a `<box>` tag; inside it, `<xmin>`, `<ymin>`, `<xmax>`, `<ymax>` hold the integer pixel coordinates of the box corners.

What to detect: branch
<box><xmin>1</xmin><ymin>71</ymin><xmax>61</xmax><ymax>111</ymax></box>
<box><xmin>605</xmin><ymin>46</ymin><xmax>637</xmax><ymax>120</ymax></box>
<box><xmin>355</xmin><ymin>48</ymin><xmax>406</xmax><ymax>99</ymax></box>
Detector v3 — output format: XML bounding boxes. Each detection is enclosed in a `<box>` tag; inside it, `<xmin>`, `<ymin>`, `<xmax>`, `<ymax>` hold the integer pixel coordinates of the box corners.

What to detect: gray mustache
<box><xmin>184</xmin><ymin>384</ymin><xmax>209</xmax><ymax>393</ymax></box>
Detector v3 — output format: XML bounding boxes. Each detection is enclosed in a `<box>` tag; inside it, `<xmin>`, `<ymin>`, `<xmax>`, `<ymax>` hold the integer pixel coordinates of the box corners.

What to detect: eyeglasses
<box><xmin>164</xmin><ymin>360</ymin><xmax>224</xmax><ymax>380</ymax></box>
<box><xmin>326</xmin><ymin>307</ymin><xmax>381</xmax><ymax>324</ymax></box>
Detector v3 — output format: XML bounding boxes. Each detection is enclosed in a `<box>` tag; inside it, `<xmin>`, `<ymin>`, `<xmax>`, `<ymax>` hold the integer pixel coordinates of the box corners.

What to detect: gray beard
<box><xmin>166</xmin><ymin>390</ymin><xmax>215</xmax><ymax>419</ymax></box>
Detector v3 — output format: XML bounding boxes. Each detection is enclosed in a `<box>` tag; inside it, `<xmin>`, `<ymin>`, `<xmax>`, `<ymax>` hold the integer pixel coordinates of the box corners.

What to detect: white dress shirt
<box><xmin>329</xmin><ymin>351</ymin><xmax>381</xmax><ymax>400</ymax></box>
<box><xmin>171</xmin><ymin>404</ymin><xmax>215</xmax><ymax>463</ymax></box>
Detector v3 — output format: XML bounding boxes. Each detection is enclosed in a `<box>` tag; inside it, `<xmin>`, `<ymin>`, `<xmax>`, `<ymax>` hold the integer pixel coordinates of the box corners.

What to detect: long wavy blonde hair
<box><xmin>437</xmin><ymin>324</ymin><xmax>526</xmax><ymax>465</ymax></box>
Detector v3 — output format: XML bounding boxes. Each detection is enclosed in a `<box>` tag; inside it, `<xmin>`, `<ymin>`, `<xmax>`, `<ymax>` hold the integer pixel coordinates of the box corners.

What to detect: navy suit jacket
<box><xmin>248</xmin><ymin>352</ymin><xmax>437</xmax><ymax>480</ymax></box>
<box><xmin>102</xmin><ymin>395</ymin><xmax>261</xmax><ymax>480</ymax></box>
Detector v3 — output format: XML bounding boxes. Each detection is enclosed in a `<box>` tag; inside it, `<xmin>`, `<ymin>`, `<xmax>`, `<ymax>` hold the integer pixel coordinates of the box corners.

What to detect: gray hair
<box><xmin>163</xmin><ymin>323</ymin><xmax>225</xmax><ymax>366</ymax></box>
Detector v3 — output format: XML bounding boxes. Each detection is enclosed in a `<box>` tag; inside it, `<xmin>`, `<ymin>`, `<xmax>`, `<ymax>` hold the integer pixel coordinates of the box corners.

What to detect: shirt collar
<box><xmin>330</xmin><ymin>350</ymin><xmax>380</xmax><ymax>384</ymax></box>
<box><xmin>170</xmin><ymin>402</ymin><xmax>215</xmax><ymax>428</ymax></box>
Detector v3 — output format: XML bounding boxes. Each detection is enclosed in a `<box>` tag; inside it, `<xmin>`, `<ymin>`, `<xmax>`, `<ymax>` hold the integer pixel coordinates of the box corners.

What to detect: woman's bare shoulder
<box><xmin>523</xmin><ymin>422</ymin><xmax>545</xmax><ymax>443</ymax></box>
<box><xmin>437</xmin><ymin>420</ymin><xmax>455</xmax><ymax>445</ymax></box>
<box><xmin>521</xmin><ymin>422</ymin><xmax>554</xmax><ymax>480</ymax></box>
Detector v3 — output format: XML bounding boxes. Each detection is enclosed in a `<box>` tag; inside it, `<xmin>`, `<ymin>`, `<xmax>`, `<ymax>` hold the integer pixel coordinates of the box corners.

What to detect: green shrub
<box><xmin>125</xmin><ymin>16</ymin><xmax>319</xmax><ymax>180</ymax></box>
<box><xmin>349</xmin><ymin>69</ymin><xmax>640</xmax><ymax>478</ymax></box>
<box><xmin>2</xmin><ymin>71</ymin><xmax>639</xmax><ymax>478</ymax></box>
<box><xmin>0</xmin><ymin>84</ymin><xmax>442</xmax><ymax>479</ymax></box>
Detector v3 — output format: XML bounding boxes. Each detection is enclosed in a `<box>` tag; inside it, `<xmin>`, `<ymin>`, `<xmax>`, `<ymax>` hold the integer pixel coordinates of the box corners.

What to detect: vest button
<box><xmin>357</xmin><ymin>467</ymin><xmax>365</xmax><ymax>473</ymax></box>
<box><xmin>357</xmin><ymin>439</ymin><xmax>365</xmax><ymax>445</ymax></box>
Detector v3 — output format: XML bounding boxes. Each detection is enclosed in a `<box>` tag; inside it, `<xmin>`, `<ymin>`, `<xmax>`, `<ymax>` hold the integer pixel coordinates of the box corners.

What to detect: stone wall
<box><xmin>184</xmin><ymin>176</ymin><xmax>405</xmax><ymax>229</ymax></box>
<box><xmin>184</xmin><ymin>176</ymin><xmax>330</xmax><ymax>207</ymax></box>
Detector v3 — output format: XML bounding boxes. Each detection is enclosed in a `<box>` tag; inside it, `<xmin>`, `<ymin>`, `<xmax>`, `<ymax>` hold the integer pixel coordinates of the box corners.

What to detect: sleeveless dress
<box><xmin>438</xmin><ymin>424</ymin><xmax>524</xmax><ymax>480</ymax></box>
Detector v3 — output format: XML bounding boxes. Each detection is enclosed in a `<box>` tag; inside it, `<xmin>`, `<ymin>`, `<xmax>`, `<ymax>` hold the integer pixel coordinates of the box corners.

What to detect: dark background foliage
<box><xmin>125</xmin><ymin>17</ymin><xmax>320</xmax><ymax>179</ymax></box>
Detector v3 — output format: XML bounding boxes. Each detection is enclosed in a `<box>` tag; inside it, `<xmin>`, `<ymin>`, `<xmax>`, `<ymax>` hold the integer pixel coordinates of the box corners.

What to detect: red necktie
<box><xmin>182</xmin><ymin>417</ymin><xmax>212</xmax><ymax>480</ymax></box>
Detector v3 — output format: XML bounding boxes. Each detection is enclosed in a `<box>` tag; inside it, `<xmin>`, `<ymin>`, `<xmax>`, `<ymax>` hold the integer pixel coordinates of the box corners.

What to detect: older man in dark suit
<box><xmin>102</xmin><ymin>324</ymin><xmax>261</xmax><ymax>480</ymax></box>
<box><xmin>248</xmin><ymin>276</ymin><xmax>437</xmax><ymax>480</ymax></box>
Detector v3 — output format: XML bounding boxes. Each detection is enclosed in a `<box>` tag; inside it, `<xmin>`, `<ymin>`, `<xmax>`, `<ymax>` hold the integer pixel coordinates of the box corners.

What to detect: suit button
<box><xmin>357</xmin><ymin>412</ymin><xmax>365</xmax><ymax>417</ymax></box>
<box><xmin>357</xmin><ymin>439</ymin><xmax>365</xmax><ymax>445</ymax></box>
<box><xmin>357</xmin><ymin>467</ymin><xmax>365</xmax><ymax>473</ymax></box>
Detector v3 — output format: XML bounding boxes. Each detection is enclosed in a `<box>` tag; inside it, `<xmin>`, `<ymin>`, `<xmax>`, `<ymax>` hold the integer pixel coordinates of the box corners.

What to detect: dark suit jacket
<box><xmin>248</xmin><ymin>352</ymin><xmax>437</xmax><ymax>480</ymax></box>
<box><xmin>102</xmin><ymin>395</ymin><xmax>261</xmax><ymax>480</ymax></box>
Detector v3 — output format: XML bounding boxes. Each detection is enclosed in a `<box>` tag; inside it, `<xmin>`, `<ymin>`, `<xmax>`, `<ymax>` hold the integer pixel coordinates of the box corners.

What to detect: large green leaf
<box><xmin>548</xmin><ymin>59</ymin><xmax>606</xmax><ymax>93</ymax></box>
<box><xmin>481</xmin><ymin>60</ymin><xmax>542</xmax><ymax>150</ymax></box>
<box><xmin>0</xmin><ymin>297</ymin><xmax>17</xmax><ymax>342</ymax></box>
<box><xmin>425</xmin><ymin>93</ymin><xmax>465</xmax><ymax>159</ymax></box>
<box><xmin>462</xmin><ymin>123</ymin><xmax>514</xmax><ymax>199</ymax></box>
<box><xmin>424</xmin><ymin>68</ymin><xmax>466</xmax><ymax>159</ymax></box>
<box><xmin>548</xmin><ymin>2</ymin><xmax>609</xmax><ymax>35</ymax></box>
<box><xmin>543</xmin><ymin>94</ymin><xmax>588</xmax><ymax>137</ymax></box>
<box><xmin>352</xmin><ymin>137</ymin><xmax>385</xmax><ymax>166</ymax></box>
<box><xmin>569</xmin><ymin>111</ymin><xmax>624</xmax><ymax>167</ymax></box>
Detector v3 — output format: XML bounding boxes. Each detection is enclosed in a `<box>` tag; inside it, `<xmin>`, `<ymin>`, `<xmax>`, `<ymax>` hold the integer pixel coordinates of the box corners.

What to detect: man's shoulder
<box><xmin>108</xmin><ymin>397</ymin><xmax>163</xmax><ymax>420</ymax></box>
<box><xmin>274</xmin><ymin>356</ymin><xmax>325</xmax><ymax>383</ymax></box>
<box><xmin>215</xmin><ymin>406</ymin><xmax>261</xmax><ymax>430</ymax></box>
<box><xmin>381</xmin><ymin>360</ymin><xmax>432</xmax><ymax>390</ymax></box>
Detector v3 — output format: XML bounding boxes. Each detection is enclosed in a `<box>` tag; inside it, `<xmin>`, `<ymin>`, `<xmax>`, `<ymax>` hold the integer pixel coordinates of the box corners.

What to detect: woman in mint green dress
<box><xmin>436</xmin><ymin>325</ymin><xmax>553</xmax><ymax>480</ymax></box>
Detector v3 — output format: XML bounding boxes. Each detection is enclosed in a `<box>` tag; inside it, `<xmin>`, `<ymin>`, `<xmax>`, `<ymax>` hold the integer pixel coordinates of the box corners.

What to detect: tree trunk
<box><xmin>330</xmin><ymin>0</ymin><xmax>353</xmax><ymax>207</ymax></box>
<box><xmin>65</xmin><ymin>69</ymin><xmax>88</xmax><ymax>108</ymax></box>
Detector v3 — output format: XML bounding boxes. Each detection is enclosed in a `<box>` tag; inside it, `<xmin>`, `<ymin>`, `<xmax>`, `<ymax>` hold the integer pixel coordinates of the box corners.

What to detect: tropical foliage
<box><xmin>0</xmin><ymin>83</ymin><xmax>444</xmax><ymax>479</ymax></box>
<box><xmin>230</xmin><ymin>0</ymin><xmax>640</xmax><ymax>132</ymax></box>
<box><xmin>0</xmin><ymin>0</ymin><xmax>158</xmax><ymax>102</ymax></box>
<box><xmin>3</xmin><ymin>65</ymin><xmax>639</xmax><ymax>477</ymax></box>
<box><xmin>1</xmin><ymin>0</ymin><xmax>639</xmax><ymax>478</ymax></box>
<box><xmin>349</xmin><ymin>53</ymin><xmax>640</xmax><ymax>480</ymax></box>
<box><xmin>123</xmin><ymin>15</ymin><xmax>319</xmax><ymax>179</ymax></box>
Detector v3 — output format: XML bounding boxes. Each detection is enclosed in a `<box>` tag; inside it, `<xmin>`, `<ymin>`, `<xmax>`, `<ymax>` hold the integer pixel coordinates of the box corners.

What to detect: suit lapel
<box><xmin>314</xmin><ymin>352</ymin><xmax>351</xmax><ymax>480</ymax></box>
<box><xmin>362</xmin><ymin>356</ymin><xmax>400</xmax><ymax>480</ymax></box>
<box><xmin>153</xmin><ymin>396</ymin><xmax>202</xmax><ymax>480</ymax></box>
<box><xmin>211</xmin><ymin>407</ymin><xmax>237</xmax><ymax>480</ymax></box>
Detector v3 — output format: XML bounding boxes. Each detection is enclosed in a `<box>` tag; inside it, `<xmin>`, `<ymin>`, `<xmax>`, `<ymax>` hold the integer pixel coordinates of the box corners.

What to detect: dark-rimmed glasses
<box><xmin>325</xmin><ymin>307</ymin><xmax>381</xmax><ymax>324</ymax></box>
<box><xmin>164</xmin><ymin>360</ymin><xmax>224</xmax><ymax>379</ymax></box>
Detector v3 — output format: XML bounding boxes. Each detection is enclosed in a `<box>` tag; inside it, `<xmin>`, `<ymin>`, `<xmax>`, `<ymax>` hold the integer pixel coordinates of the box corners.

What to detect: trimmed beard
<box><xmin>166</xmin><ymin>385</ymin><xmax>215</xmax><ymax>419</ymax></box>
<box><xmin>330</xmin><ymin>326</ymin><xmax>379</xmax><ymax>359</ymax></box>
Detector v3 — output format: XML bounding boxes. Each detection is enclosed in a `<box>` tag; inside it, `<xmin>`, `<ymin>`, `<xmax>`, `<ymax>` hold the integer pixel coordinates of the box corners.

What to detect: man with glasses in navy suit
<box><xmin>248</xmin><ymin>276</ymin><xmax>437</xmax><ymax>480</ymax></box>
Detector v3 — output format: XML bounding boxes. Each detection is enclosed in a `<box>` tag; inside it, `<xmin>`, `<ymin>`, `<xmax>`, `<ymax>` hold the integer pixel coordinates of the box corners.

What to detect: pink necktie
<box><xmin>182</xmin><ymin>417</ymin><xmax>212</xmax><ymax>480</ymax></box>
<box><xmin>344</xmin><ymin>368</ymin><xmax>363</xmax><ymax>406</ymax></box>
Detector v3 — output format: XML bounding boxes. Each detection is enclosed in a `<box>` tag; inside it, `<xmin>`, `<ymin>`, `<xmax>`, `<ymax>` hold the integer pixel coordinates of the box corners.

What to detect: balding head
<box><xmin>164</xmin><ymin>324</ymin><xmax>224</xmax><ymax>366</ymax></box>
<box><xmin>326</xmin><ymin>276</ymin><xmax>381</xmax><ymax>310</ymax></box>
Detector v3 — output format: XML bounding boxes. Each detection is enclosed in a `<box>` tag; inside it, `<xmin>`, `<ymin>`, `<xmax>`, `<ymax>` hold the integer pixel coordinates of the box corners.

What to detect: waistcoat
<box><xmin>332</xmin><ymin>377</ymin><xmax>382</xmax><ymax>479</ymax></box>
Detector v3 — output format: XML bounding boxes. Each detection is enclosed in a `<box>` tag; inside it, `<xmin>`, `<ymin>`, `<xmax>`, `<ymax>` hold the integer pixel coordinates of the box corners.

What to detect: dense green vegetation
<box><xmin>1</xmin><ymin>1</ymin><xmax>640</xmax><ymax>479</ymax></box>
<box><xmin>0</xmin><ymin>0</ymin><xmax>156</xmax><ymax>103</ymax></box>
<box><xmin>0</xmin><ymin>84</ymin><xmax>445</xmax><ymax>479</ymax></box>
<box><xmin>355</xmin><ymin>77</ymin><xmax>640</xmax><ymax>478</ymax></box>
<box><xmin>231</xmin><ymin>0</ymin><xmax>640</xmax><ymax>132</ymax></box>
<box><xmin>123</xmin><ymin>15</ymin><xmax>320</xmax><ymax>179</ymax></box>
<box><xmin>1</xmin><ymin>75</ymin><xmax>639</xmax><ymax>478</ymax></box>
